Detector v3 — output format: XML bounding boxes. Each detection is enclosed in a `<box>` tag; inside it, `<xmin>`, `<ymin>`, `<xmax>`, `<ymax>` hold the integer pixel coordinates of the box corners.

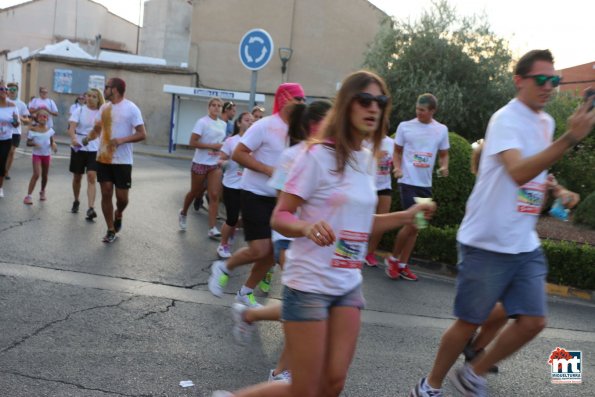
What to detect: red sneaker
<box><xmin>364</xmin><ymin>253</ymin><xmax>379</xmax><ymax>267</ymax></box>
<box><xmin>400</xmin><ymin>265</ymin><xmax>418</xmax><ymax>281</ymax></box>
<box><xmin>385</xmin><ymin>257</ymin><xmax>400</xmax><ymax>279</ymax></box>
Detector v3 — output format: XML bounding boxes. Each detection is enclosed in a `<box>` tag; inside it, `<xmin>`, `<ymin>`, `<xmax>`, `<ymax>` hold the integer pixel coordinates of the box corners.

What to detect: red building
<box><xmin>558</xmin><ymin>61</ymin><xmax>595</xmax><ymax>95</ymax></box>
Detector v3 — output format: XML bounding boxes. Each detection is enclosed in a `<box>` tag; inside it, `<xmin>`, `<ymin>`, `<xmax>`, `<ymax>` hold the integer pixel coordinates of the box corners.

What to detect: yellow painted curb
<box><xmin>546</xmin><ymin>283</ymin><xmax>593</xmax><ymax>301</ymax></box>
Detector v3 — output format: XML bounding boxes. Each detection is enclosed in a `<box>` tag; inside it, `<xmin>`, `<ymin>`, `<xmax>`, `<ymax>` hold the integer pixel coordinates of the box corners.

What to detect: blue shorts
<box><xmin>454</xmin><ymin>243</ymin><xmax>548</xmax><ymax>324</ymax></box>
<box><xmin>273</xmin><ymin>239</ymin><xmax>291</xmax><ymax>265</ymax></box>
<box><xmin>281</xmin><ymin>284</ymin><xmax>366</xmax><ymax>322</ymax></box>
<box><xmin>398</xmin><ymin>183</ymin><xmax>432</xmax><ymax>209</ymax></box>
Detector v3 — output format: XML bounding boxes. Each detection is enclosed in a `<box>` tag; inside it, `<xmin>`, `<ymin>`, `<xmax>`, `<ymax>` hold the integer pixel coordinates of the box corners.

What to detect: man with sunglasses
<box><xmin>410</xmin><ymin>49</ymin><xmax>595</xmax><ymax>397</ymax></box>
<box><xmin>384</xmin><ymin>93</ymin><xmax>449</xmax><ymax>280</ymax></box>
<box><xmin>4</xmin><ymin>83</ymin><xmax>30</xmax><ymax>180</ymax></box>
<box><xmin>29</xmin><ymin>87</ymin><xmax>59</xmax><ymax>128</ymax></box>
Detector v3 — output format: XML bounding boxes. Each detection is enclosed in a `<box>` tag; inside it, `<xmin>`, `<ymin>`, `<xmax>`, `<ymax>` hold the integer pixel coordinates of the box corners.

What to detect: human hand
<box><xmin>109</xmin><ymin>138</ymin><xmax>119</xmax><ymax>149</ymax></box>
<box><xmin>52</xmin><ymin>143</ymin><xmax>58</xmax><ymax>153</ymax></box>
<box><xmin>393</xmin><ymin>167</ymin><xmax>403</xmax><ymax>179</ymax></box>
<box><xmin>438</xmin><ymin>166</ymin><xmax>449</xmax><ymax>177</ymax></box>
<box><xmin>303</xmin><ymin>220</ymin><xmax>335</xmax><ymax>246</ymax></box>
<box><xmin>564</xmin><ymin>96</ymin><xmax>595</xmax><ymax>146</ymax></box>
<box><xmin>557</xmin><ymin>189</ymin><xmax>580</xmax><ymax>209</ymax></box>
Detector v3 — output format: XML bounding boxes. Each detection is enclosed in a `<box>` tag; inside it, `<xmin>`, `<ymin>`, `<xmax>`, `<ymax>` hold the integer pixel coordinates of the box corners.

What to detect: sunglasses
<box><xmin>523</xmin><ymin>74</ymin><xmax>561</xmax><ymax>87</ymax></box>
<box><xmin>354</xmin><ymin>93</ymin><xmax>389</xmax><ymax>109</ymax></box>
<box><xmin>293</xmin><ymin>96</ymin><xmax>306</xmax><ymax>102</ymax></box>
<box><xmin>0</xmin><ymin>87</ymin><xmax>7</xmax><ymax>92</ymax></box>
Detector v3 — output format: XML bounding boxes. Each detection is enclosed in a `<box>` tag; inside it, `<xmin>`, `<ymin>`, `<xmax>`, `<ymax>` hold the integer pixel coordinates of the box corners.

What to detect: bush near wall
<box><xmin>573</xmin><ymin>191</ymin><xmax>595</xmax><ymax>229</ymax></box>
<box><xmin>410</xmin><ymin>226</ymin><xmax>595</xmax><ymax>290</ymax></box>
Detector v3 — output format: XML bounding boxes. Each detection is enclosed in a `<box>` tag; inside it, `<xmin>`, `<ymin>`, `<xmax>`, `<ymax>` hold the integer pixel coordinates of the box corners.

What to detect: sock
<box><xmin>239</xmin><ymin>286</ymin><xmax>253</xmax><ymax>295</ymax></box>
<box><xmin>399</xmin><ymin>262</ymin><xmax>407</xmax><ymax>269</ymax></box>
<box><xmin>389</xmin><ymin>255</ymin><xmax>398</xmax><ymax>262</ymax></box>
<box><xmin>421</xmin><ymin>377</ymin><xmax>441</xmax><ymax>392</ymax></box>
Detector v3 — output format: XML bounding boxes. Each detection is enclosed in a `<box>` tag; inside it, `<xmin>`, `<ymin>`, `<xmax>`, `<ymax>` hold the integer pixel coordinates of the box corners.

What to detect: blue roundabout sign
<box><xmin>238</xmin><ymin>29</ymin><xmax>274</xmax><ymax>71</ymax></box>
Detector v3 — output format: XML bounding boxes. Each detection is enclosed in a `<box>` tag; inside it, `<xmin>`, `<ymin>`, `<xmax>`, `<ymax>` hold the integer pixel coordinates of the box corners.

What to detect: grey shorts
<box><xmin>454</xmin><ymin>243</ymin><xmax>548</xmax><ymax>324</ymax></box>
<box><xmin>281</xmin><ymin>284</ymin><xmax>366</xmax><ymax>322</ymax></box>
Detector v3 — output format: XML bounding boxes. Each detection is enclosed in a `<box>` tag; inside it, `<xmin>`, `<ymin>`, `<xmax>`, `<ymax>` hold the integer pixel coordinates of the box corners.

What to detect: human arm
<box><xmin>437</xmin><ymin>149</ymin><xmax>449</xmax><ymax>177</ymax></box>
<box><xmin>50</xmin><ymin>135</ymin><xmax>58</xmax><ymax>153</ymax></box>
<box><xmin>499</xmin><ymin>102</ymin><xmax>595</xmax><ymax>186</ymax></box>
<box><xmin>232</xmin><ymin>143</ymin><xmax>274</xmax><ymax>177</ymax></box>
<box><xmin>67</xmin><ymin>121</ymin><xmax>79</xmax><ymax>146</ymax></box>
<box><xmin>546</xmin><ymin>174</ymin><xmax>580</xmax><ymax>209</ymax></box>
<box><xmin>111</xmin><ymin>124</ymin><xmax>147</xmax><ymax>146</ymax></box>
<box><xmin>392</xmin><ymin>144</ymin><xmax>403</xmax><ymax>178</ymax></box>
<box><xmin>371</xmin><ymin>202</ymin><xmax>437</xmax><ymax>236</ymax></box>
<box><xmin>188</xmin><ymin>132</ymin><xmax>222</xmax><ymax>150</ymax></box>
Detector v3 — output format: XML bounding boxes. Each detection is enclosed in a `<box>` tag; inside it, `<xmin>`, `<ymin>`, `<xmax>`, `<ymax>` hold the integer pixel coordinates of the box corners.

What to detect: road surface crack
<box><xmin>137</xmin><ymin>299</ymin><xmax>177</xmax><ymax>320</ymax></box>
<box><xmin>0</xmin><ymin>218</ymin><xmax>41</xmax><ymax>235</ymax></box>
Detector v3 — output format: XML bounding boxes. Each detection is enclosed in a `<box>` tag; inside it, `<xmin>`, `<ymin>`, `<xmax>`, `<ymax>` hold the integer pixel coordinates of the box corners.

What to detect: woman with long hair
<box><xmin>212</xmin><ymin>71</ymin><xmax>436</xmax><ymax>397</ymax></box>
<box><xmin>68</xmin><ymin>88</ymin><xmax>105</xmax><ymax>219</ymax></box>
<box><xmin>0</xmin><ymin>81</ymin><xmax>20</xmax><ymax>197</ymax></box>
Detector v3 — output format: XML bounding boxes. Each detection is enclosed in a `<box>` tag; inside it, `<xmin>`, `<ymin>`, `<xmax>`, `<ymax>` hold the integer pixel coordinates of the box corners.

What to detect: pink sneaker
<box><xmin>399</xmin><ymin>264</ymin><xmax>418</xmax><ymax>281</ymax></box>
<box><xmin>39</xmin><ymin>190</ymin><xmax>47</xmax><ymax>201</ymax></box>
<box><xmin>23</xmin><ymin>195</ymin><xmax>33</xmax><ymax>205</ymax></box>
<box><xmin>384</xmin><ymin>257</ymin><xmax>400</xmax><ymax>279</ymax></box>
<box><xmin>364</xmin><ymin>253</ymin><xmax>379</xmax><ymax>267</ymax></box>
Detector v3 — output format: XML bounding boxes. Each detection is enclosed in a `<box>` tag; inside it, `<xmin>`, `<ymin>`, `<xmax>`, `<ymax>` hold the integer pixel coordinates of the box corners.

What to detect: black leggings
<box><xmin>0</xmin><ymin>139</ymin><xmax>12</xmax><ymax>177</ymax></box>
<box><xmin>223</xmin><ymin>186</ymin><xmax>242</xmax><ymax>227</ymax></box>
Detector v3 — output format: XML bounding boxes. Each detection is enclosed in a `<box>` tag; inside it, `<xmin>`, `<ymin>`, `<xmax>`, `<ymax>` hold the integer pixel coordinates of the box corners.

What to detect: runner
<box><xmin>0</xmin><ymin>81</ymin><xmax>20</xmax><ymax>198</ymax></box>
<box><xmin>4</xmin><ymin>82</ymin><xmax>31</xmax><ymax>181</ymax></box>
<box><xmin>23</xmin><ymin>109</ymin><xmax>57</xmax><ymax>204</ymax></box>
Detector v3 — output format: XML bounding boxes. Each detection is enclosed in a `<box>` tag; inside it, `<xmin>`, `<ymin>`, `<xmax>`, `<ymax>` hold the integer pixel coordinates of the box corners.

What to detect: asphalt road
<box><xmin>0</xmin><ymin>149</ymin><xmax>593</xmax><ymax>397</ymax></box>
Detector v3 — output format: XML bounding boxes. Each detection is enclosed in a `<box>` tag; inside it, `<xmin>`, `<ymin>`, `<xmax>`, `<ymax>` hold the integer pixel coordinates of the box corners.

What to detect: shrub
<box><xmin>573</xmin><ymin>191</ymin><xmax>595</xmax><ymax>229</ymax></box>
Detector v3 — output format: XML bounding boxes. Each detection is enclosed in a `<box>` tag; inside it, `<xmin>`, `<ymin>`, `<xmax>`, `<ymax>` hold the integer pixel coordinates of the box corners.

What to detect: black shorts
<box><xmin>11</xmin><ymin>134</ymin><xmax>21</xmax><ymax>148</ymax></box>
<box><xmin>97</xmin><ymin>162</ymin><xmax>132</xmax><ymax>189</ymax></box>
<box><xmin>223</xmin><ymin>186</ymin><xmax>242</xmax><ymax>227</ymax></box>
<box><xmin>377</xmin><ymin>188</ymin><xmax>392</xmax><ymax>197</ymax></box>
<box><xmin>0</xmin><ymin>139</ymin><xmax>11</xmax><ymax>176</ymax></box>
<box><xmin>240</xmin><ymin>190</ymin><xmax>276</xmax><ymax>241</ymax></box>
<box><xmin>69</xmin><ymin>149</ymin><xmax>98</xmax><ymax>174</ymax></box>
<box><xmin>398</xmin><ymin>183</ymin><xmax>432</xmax><ymax>209</ymax></box>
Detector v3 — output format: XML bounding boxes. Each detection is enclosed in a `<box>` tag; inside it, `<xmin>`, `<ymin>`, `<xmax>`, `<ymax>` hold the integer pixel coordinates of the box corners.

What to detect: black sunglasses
<box><xmin>354</xmin><ymin>93</ymin><xmax>389</xmax><ymax>109</ymax></box>
<box><xmin>523</xmin><ymin>74</ymin><xmax>561</xmax><ymax>87</ymax></box>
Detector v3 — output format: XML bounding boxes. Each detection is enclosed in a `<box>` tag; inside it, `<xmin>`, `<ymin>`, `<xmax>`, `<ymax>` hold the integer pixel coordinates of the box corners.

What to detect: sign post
<box><xmin>238</xmin><ymin>29</ymin><xmax>274</xmax><ymax>109</ymax></box>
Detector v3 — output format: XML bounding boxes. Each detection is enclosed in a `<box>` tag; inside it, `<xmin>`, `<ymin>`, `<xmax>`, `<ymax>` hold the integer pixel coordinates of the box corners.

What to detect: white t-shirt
<box><xmin>69</xmin><ymin>106</ymin><xmax>100</xmax><ymax>152</ymax></box>
<box><xmin>240</xmin><ymin>114</ymin><xmax>289</xmax><ymax>197</ymax></box>
<box><xmin>395</xmin><ymin>118</ymin><xmax>449</xmax><ymax>187</ymax></box>
<box><xmin>221</xmin><ymin>134</ymin><xmax>244</xmax><ymax>189</ymax></box>
<box><xmin>94</xmin><ymin>99</ymin><xmax>144</xmax><ymax>165</ymax></box>
<box><xmin>11</xmin><ymin>99</ymin><xmax>29</xmax><ymax>136</ymax></box>
<box><xmin>69</xmin><ymin>103</ymin><xmax>82</xmax><ymax>117</ymax></box>
<box><xmin>281</xmin><ymin>144</ymin><xmax>378</xmax><ymax>295</ymax></box>
<box><xmin>457</xmin><ymin>99</ymin><xmax>554</xmax><ymax>254</ymax></box>
<box><xmin>0</xmin><ymin>105</ymin><xmax>18</xmax><ymax>141</ymax></box>
<box><xmin>28</xmin><ymin>128</ymin><xmax>55</xmax><ymax>156</ymax></box>
<box><xmin>191</xmin><ymin>116</ymin><xmax>227</xmax><ymax>165</ymax></box>
<box><xmin>376</xmin><ymin>136</ymin><xmax>395</xmax><ymax>190</ymax></box>
<box><xmin>29</xmin><ymin>97</ymin><xmax>58</xmax><ymax>128</ymax></box>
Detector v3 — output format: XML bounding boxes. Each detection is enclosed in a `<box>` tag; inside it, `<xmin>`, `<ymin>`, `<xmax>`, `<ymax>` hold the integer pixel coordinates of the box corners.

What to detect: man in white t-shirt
<box><xmin>4</xmin><ymin>82</ymin><xmax>31</xmax><ymax>180</ymax></box>
<box><xmin>209</xmin><ymin>83</ymin><xmax>306</xmax><ymax>307</ymax></box>
<box><xmin>29</xmin><ymin>87</ymin><xmax>59</xmax><ymax>128</ymax></box>
<box><xmin>386</xmin><ymin>93</ymin><xmax>449</xmax><ymax>281</ymax></box>
<box><xmin>409</xmin><ymin>50</ymin><xmax>594</xmax><ymax>397</ymax></box>
<box><xmin>83</xmin><ymin>78</ymin><xmax>147</xmax><ymax>244</ymax></box>
<box><xmin>221</xmin><ymin>101</ymin><xmax>236</xmax><ymax>137</ymax></box>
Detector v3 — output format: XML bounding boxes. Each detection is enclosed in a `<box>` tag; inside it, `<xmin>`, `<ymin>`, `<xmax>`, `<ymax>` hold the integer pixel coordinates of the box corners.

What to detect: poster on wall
<box><xmin>53</xmin><ymin>69</ymin><xmax>73</xmax><ymax>93</ymax></box>
<box><xmin>88</xmin><ymin>75</ymin><xmax>105</xmax><ymax>90</ymax></box>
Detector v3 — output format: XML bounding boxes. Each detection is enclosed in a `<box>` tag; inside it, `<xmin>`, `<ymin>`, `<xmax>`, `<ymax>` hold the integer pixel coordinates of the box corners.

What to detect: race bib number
<box><xmin>377</xmin><ymin>151</ymin><xmax>392</xmax><ymax>175</ymax></box>
<box><xmin>517</xmin><ymin>182</ymin><xmax>545</xmax><ymax>215</ymax></box>
<box><xmin>331</xmin><ymin>230</ymin><xmax>368</xmax><ymax>269</ymax></box>
<box><xmin>413</xmin><ymin>151</ymin><xmax>432</xmax><ymax>168</ymax></box>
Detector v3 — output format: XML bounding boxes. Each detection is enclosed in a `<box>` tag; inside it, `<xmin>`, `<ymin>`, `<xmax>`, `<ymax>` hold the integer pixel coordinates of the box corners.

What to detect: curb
<box><xmin>375</xmin><ymin>250</ymin><xmax>595</xmax><ymax>303</ymax></box>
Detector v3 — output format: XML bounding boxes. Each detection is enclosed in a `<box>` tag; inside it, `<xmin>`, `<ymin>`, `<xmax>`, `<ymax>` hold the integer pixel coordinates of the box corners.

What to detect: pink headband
<box><xmin>272</xmin><ymin>83</ymin><xmax>305</xmax><ymax>114</ymax></box>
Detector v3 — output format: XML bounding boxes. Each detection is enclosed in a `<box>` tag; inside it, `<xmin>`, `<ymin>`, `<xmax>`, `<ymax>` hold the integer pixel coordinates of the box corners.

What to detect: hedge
<box><xmin>573</xmin><ymin>191</ymin><xmax>595</xmax><ymax>229</ymax></box>
<box><xmin>411</xmin><ymin>226</ymin><xmax>595</xmax><ymax>290</ymax></box>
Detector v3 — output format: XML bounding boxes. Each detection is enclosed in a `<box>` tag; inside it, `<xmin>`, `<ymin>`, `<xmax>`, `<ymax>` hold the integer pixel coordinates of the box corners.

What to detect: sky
<box><xmin>1</xmin><ymin>0</ymin><xmax>592</xmax><ymax>69</ymax></box>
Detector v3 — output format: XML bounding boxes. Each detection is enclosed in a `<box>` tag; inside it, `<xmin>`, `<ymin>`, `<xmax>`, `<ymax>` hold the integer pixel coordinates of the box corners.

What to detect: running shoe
<box><xmin>268</xmin><ymin>369</ymin><xmax>291</xmax><ymax>383</ymax></box>
<box><xmin>178</xmin><ymin>210</ymin><xmax>187</xmax><ymax>231</ymax></box>
<box><xmin>385</xmin><ymin>257</ymin><xmax>400</xmax><ymax>279</ymax></box>
<box><xmin>39</xmin><ymin>190</ymin><xmax>47</xmax><ymax>201</ymax></box>
<box><xmin>450</xmin><ymin>365</ymin><xmax>488</xmax><ymax>397</ymax></box>
<box><xmin>211</xmin><ymin>391</ymin><xmax>233</xmax><ymax>397</ymax></box>
<box><xmin>102</xmin><ymin>230</ymin><xmax>118</xmax><ymax>244</ymax></box>
<box><xmin>231</xmin><ymin>302</ymin><xmax>255</xmax><ymax>345</ymax></box>
<box><xmin>235</xmin><ymin>291</ymin><xmax>261</xmax><ymax>308</ymax></box>
<box><xmin>208</xmin><ymin>226</ymin><xmax>221</xmax><ymax>239</ymax></box>
<box><xmin>0</xmin><ymin>188</ymin><xmax>4</xmax><ymax>198</ymax></box>
<box><xmin>208</xmin><ymin>260</ymin><xmax>229</xmax><ymax>297</ymax></box>
<box><xmin>400</xmin><ymin>264</ymin><xmax>418</xmax><ymax>281</ymax></box>
<box><xmin>364</xmin><ymin>252</ymin><xmax>379</xmax><ymax>267</ymax></box>
<box><xmin>23</xmin><ymin>195</ymin><xmax>33</xmax><ymax>205</ymax></box>
<box><xmin>258</xmin><ymin>270</ymin><xmax>273</xmax><ymax>294</ymax></box>
<box><xmin>71</xmin><ymin>200</ymin><xmax>80</xmax><ymax>213</ymax></box>
<box><xmin>216</xmin><ymin>244</ymin><xmax>231</xmax><ymax>258</ymax></box>
<box><xmin>409</xmin><ymin>377</ymin><xmax>443</xmax><ymax>397</ymax></box>
<box><xmin>114</xmin><ymin>210</ymin><xmax>122</xmax><ymax>233</ymax></box>
<box><xmin>463</xmin><ymin>340</ymin><xmax>499</xmax><ymax>373</ymax></box>
<box><xmin>86</xmin><ymin>208</ymin><xmax>97</xmax><ymax>221</ymax></box>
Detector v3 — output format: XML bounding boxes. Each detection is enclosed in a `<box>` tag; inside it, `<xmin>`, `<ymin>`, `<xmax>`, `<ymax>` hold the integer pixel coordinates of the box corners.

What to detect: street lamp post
<box><xmin>279</xmin><ymin>47</ymin><xmax>293</xmax><ymax>82</ymax></box>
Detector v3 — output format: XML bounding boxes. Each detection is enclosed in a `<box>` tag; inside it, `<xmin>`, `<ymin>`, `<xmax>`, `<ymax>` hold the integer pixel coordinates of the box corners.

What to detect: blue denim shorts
<box><xmin>454</xmin><ymin>243</ymin><xmax>548</xmax><ymax>324</ymax></box>
<box><xmin>273</xmin><ymin>239</ymin><xmax>291</xmax><ymax>265</ymax></box>
<box><xmin>281</xmin><ymin>284</ymin><xmax>366</xmax><ymax>322</ymax></box>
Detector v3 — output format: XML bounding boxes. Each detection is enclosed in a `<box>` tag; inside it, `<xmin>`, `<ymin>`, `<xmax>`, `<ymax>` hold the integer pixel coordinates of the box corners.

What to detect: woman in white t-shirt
<box><xmin>0</xmin><ymin>82</ymin><xmax>20</xmax><ymax>198</ymax></box>
<box><xmin>67</xmin><ymin>88</ymin><xmax>104</xmax><ymax>219</ymax></box>
<box><xmin>23</xmin><ymin>109</ymin><xmax>57</xmax><ymax>205</ymax></box>
<box><xmin>216</xmin><ymin>111</ymin><xmax>254</xmax><ymax>258</ymax></box>
<box><xmin>212</xmin><ymin>72</ymin><xmax>436</xmax><ymax>397</ymax></box>
<box><xmin>178</xmin><ymin>97</ymin><xmax>227</xmax><ymax>237</ymax></box>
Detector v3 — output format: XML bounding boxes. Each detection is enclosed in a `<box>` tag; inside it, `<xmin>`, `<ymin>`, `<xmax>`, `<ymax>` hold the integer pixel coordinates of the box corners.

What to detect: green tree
<box><xmin>364</xmin><ymin>0</ymin><xmax>515</xmax><ymax>141</ymax></box>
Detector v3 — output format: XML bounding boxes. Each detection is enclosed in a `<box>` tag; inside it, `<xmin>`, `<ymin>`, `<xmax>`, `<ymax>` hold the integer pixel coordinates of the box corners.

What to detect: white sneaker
<box><xmin>231</xmin><ymin>303</ymin><xmax>255</xmax><ymax>345</ymax></box>
<box><xmin>268</xmin><ymin>369</ymin><xmax>291</xmax><ymax>383</ymax></box>
<box><xmin>208</xmin><ymin>260</ymin><xmax>229</xmax><ymax>298</ymax></box>
<box><xmin>235</xmin><ymin>291</ymin><xmax>262</xmax><ymax>308</ymax></box>
<box><xmin>0</xmin><ymin>188</ymin><xmax>4</xmax><ymax>198</ymax></box>
<box><xmin>217</xmin><ymin>244</ymin><xmax>231</xmax><ymax>258</ymax></box>
<box><xmin>178</xmin><ymin>210</ymin><xmax>187</xmax><ymax>231</ymax></box>
<box><xmin>208</xmin><ymin>226</ymin><xmax>221</xmax><ymax>239</ymax></box>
